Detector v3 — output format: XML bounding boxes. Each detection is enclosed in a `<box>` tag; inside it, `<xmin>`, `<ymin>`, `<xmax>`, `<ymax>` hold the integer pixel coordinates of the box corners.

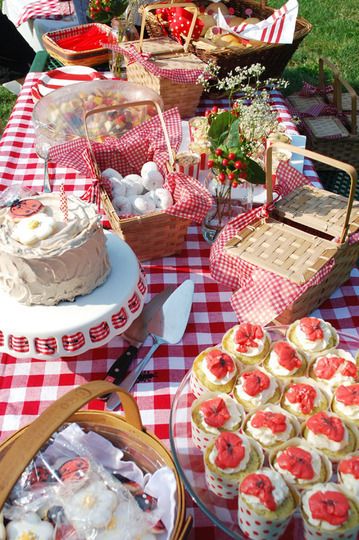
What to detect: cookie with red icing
<box><xmin>233</xmin><ymin>367</ymin><xmax>281</xmax><ymax>411</ymax></box>
<box><xmin>287</xmin><ymin>317</ymin><xmax>338</xmax><ymax>356</ymax></box>
<box><xmin>190</xmin><ymin>347</ymin><xmax>238</xmax><ymax>397</ymax></box>
<box><xmin>303</xmin><ymin>411</ymin><xmax>357</xmax><ymax>461</ymax></box>
<box><xmin>332</xmin><ymin>383</ymin><xmax>359</xmax><ymax>426</ymax></box>
<box><xmin>338</xmin><ymin>454</ymin><xmax>359</xmax><ymax>500</ymax></box>
<box><xmin>271</xmin><ymin>438</ymin><xmax>332</xmax><ymax>488</ymax></box>
<box><xmin>244</xmin><ymin>404</ymin><xmax>300</xmax><ymax>450</ymax></box>
<box><xmin>301</xmin><ymin>483</ymin><xmax>359</xmax><ymax>534</ymax></box>
<box><xmin>204</xmin><ymin>431</ymin><xmax>264</xmax><ymax>499</ymax></box>
<box><xmin>281</xmin><ymin>378</ymin><xmax>329</xmax><ymax>419</ymax></box>
<box><xmin>191</xmin><ymin>392</ymin><xmax>244</xmax><ymax>451</ymax></box>
<box><xmin>238</xmin><ymin>468</ymin><xmax>297</xmax><ymax>521</ymax></box>
<box><xmin>309</xmin><ymin>349</ymin><xmax>358</xmax><ymax>389</ymax></box>
<box><xmin>264</xmin><ymin>340</ymin><xmax>307</xmax><ymax>379</ymax></box>
<box><xmin>222</xmin><ymin>323</ymin><xmax>271</xmax><ymax>365</ymax></box>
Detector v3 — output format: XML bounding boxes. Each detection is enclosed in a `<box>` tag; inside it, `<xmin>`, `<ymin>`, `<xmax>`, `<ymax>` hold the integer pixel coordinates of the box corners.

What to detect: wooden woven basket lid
<box><xmin>303</xmin><ymin>116</ymin><xmax>350</xmax><ymax>138</ymax></box>
<box><xmin>150</xmin><ymin>52</ymin><xmax>205</xmax><ymax>70</ymax></box>
<box><xmin>287</xmin><ymin>95</ymin><xmax>326</xmax><ymax>113</ymax></box>
<box><xmin>275</xmin><ymin>184</ymin><xmax>359</xmax><ymax>238</ymax></box>
<box><xmin>225</xmin><ymin>218</ymin><xmax>338</xmax><ymax>285</ymax></box>
<box><xmin>130</xmin><ymin>37</ymin><xmax>183</xmax><ymax>56</ymax></box>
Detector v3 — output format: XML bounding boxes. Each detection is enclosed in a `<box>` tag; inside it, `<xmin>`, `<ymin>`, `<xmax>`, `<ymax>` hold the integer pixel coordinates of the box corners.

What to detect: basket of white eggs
<box><xmin>90</xmin><ymin>101</ymin><xmax>212</xmax><ymax>261</ymax></box>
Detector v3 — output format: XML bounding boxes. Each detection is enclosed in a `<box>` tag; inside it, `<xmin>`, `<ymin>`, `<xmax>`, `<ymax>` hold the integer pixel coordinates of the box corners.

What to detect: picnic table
<box><xmin>0</xmin><ymin>69</ymin><xmax>358</xmax><ymax>539</ymax></box>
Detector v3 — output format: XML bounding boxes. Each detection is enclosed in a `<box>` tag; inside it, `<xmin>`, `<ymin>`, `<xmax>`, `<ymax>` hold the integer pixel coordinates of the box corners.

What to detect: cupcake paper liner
<box><xmin>190</xmin><ymin>369</ymin><xmax>211</xmax><ymax>398</ymax></box>
<box><xmin>268</xmin><ymin>437</ymin><xmax>333</xmax><ymax>490</ymax></box>
<box><xmin>190</xmin><ymin>391</ymin><xmax>245</xmax><ymax>451</ymax></box>
<box><xmin>174</xmin><ymin>152</ymin><xmax>200</xmax><ymax>180</ymax></box>
<box><xmin>237</xmin><ymin>483</ymin><xmax>299</xmax><ymax>540</ymax></box>
<box><xmin>204</xmin><ymin>438</ymin><xmax>264</xmax><ymax>500</ymax></box>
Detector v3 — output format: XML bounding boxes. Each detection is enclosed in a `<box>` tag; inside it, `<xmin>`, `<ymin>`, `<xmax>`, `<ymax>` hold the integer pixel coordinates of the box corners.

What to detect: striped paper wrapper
<box><xmin>190</xmin><ymin>369</ymin><xmax>211</xmax><ymax>398</ymax></box>
<box><xmin>238</xmin><ymin>483</ymin><xmax>299</xmax><ymax>540</ymax></box>
<box><xmin>174</xmin><ymin>152</ymin><xmax>200</xmax><ymax>180</ymax></box>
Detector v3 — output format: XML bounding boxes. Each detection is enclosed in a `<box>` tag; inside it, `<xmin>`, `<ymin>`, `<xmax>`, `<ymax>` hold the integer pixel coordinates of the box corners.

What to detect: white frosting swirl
<box><xmin>305</xmin><ymin>426</ymin><xmax>349</xmax><ymax>452</ymax></box>
<box><xmin>268</xmin><ymin>349</ymin><xmax>303</xmax><ymax>376</ymax></box>
<box><xmin>313</xmin><ymin>350</ymin><xmax>358</xmax><ymax>388</ymax></box>
<box><xmin>225</xmin><ymin>325</ymin><xmax>268</xmax><ymax>358</ymax></box>
<box><xmin>201</xmin><ymin>351</ymin><xmax>237</xmax><ymax>385</ymax></box>
<box><xmin>340</xmin><ymin>473</ymin><xmax>359</xmax><ymax>499</ymax></box>
<box><xmin>334</xmin><ymin>399</ymin><xmax>359</xmax><ymax>421</ymax></box>
<box><xmin>246</xmin><ymin>414</ymin><xmax>293</xmax><ymax>447</ymax></box>
<box><xmin>302</xmin><ymin>484</ymin><xmax>350</xmax><ymax>531</ymax></box>
<box><xmin>198</xmin><ymin>394</ymin><xmax>242</xmax><ymax>434</ymax></box>
<box><xmin>274</xmin><ymin>445</ymin><xmax>322</xmax><ymax>484</ymax></box>
<box><xmin>209</xmin><ymin>434</ymin><xmax>251</xmax><ymax>473</ymax></box>
<box><xmin>235</xmin><ymin>371</ymin><xmax>277</xmax><ymax>407</ymax></box>
<box><xmin>241</xmin><ymin>468</ymin><xmax>289</xmax><ymax>510</ymax></box>
<box><xmin>291</xmin><ymin>320</ymin><xmax>334</xmax><ymax>353</ymax></box>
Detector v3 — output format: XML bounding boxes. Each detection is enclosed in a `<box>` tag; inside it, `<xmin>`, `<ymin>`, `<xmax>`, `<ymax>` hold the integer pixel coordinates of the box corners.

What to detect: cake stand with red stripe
<box><xmin>0</xmin><ymin>232</ymin><xmax>147</xmax><ymax>359</ymax></box>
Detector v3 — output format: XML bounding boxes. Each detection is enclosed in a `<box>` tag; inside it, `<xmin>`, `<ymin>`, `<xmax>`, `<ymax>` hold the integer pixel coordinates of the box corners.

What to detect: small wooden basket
<box><xmin>42</xmin><ymin>23</ymin><xmax>111</xmax><ymax>67</ymax></box>
<box><xmin>0</xmin><ymin>381</ymin><xmax>192</xmax><ymax>539</ymax></box>
<box><xmin>84</xmin><ymin>100</ymin><xmax>191</xmax><ymax>261</ymax></box>
<box><xmin>225</xmin><ymin>143</ymin><xmax>359</xmax><ymax>324</ymax></box>
<box><xmin>123</xmin><ymin>3</ymin><xmax>205</xmax><ymax>118</ymax></box>
<box><xmin>145</xmin><ymin>0</ymin><xmax>312</xmax><ymax>79</ymax></box>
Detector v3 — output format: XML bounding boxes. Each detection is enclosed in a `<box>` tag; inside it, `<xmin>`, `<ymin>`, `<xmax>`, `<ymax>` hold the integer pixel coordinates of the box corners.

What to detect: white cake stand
<box><xmin>0</xmin><ymin>232</ymin><xmax>147</xmax><ymax>360</ymax></box>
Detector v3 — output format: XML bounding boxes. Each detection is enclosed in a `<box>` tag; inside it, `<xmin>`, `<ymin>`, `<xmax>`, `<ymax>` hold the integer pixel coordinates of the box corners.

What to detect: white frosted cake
<box><xmin>0</xmin><ymin>193</ymin><xmax>111</xmax><ymax>305</ymax></box>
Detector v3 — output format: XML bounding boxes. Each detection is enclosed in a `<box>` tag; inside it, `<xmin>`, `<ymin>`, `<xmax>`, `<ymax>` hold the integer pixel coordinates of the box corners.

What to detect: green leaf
<box><xmin>207</xmin><ymin>111</ymin><xmax>233</xmax><ymax>144</ymax></box>
<box><xmin>247</xmin><ymin>158</ymin><xmax>265</xmax><ymax>185</ymax></box>
<box><xmin>227</xmin><ymin>119</ymin><xmax>240</xmax><ymax>148</ymax></box>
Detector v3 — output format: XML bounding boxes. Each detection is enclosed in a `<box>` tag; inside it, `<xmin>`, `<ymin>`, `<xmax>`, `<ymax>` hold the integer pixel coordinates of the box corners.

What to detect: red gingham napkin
<box><xmin>209</xmin><ymin>161</ymin><xmax>353</xmax><ymax>325</ymax></box>
<box><xmin>109</xmin><ymin>43</ymin><xmax>205</xmax><ymax>84</ymax></box>
<box><xmin>17</xmin><ymin>0</ymin><xmax>74</xmax><ymax>26</ymax></box>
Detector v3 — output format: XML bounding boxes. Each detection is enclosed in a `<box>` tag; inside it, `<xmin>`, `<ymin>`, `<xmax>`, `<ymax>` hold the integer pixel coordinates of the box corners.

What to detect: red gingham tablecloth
<box><xmin>0</xmin><ymin>73</ymin><xmax>358</xmax><ymax>540</ymax></box>
<box><xmin>17</xmin><ymin>0</ymin><xmax>74</xmax><ymax>27</ymax></box>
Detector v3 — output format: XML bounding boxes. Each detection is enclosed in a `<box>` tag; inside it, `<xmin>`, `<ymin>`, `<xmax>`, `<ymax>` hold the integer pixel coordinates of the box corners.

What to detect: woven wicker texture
<box><xmin>226</xmin><ymin>219</ymin><xmax>337</xmax><ymax>285</ymax></box>
<box><xmin>303</xmin><ymin>116</ymin><xmax>350</xmax><ymax>138</ymax></box>
<box><xmin>274</xmin><ymin>185</ymin><xmax>359</xmax><ymax>237</ymax></box>
<box><xmin>145</xmin><ymin>0</ymin><xmax>312</xmax><ymax>79</ymax></box>
<box><xmin>319</xmin><ymin>170</ymin><xmax>359</xmax><ymax>201</ymax></box>
<box><xmin>327</xmin><ymin>92</ymin><xmax>359</xmax><ymax>111</ymax></box>
<box><xmin>287</xmin><ymin>95</ymin><xmax>326</xmax><ymax>113</ymax></box>
<box><xmin>101</xmin><ymin>189</ymin><xmax>190</xmax><ymax>261</ymax></box>
<box><xmin>42</xmin><ymin>23</ymin><xmax>111</xmax><ymax>67</ymax></box>
<box><xmin>138</xmin><ymin>37</ymin><xmax>184</xmax><ymax>55</ymax></box>
<box><xmin>125</xmin><ymin>54</ymin><xmax>204</xmax><ymax>117</ymax></box>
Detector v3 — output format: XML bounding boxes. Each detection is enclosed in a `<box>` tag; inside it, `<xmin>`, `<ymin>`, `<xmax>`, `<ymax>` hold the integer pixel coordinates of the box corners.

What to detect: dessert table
<box><xmin>0</xmin><ymin>72</ymin><xmax>358</xmax><ymax>540</ymax></box>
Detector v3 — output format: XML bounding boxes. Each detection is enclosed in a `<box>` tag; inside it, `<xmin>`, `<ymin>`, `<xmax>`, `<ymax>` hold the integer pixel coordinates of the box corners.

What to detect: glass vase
<box><xmin>109</xmin><ymin>16</ymin><xmax>139</xmax><ymax>78</ymax></box>
<box><xmin>201</xmin><ymin>173</ymin><xmax>255</xmax><ymax>244</ymax></box>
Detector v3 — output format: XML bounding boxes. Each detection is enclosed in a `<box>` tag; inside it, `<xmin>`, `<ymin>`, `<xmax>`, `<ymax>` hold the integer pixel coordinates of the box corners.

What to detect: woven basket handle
<box><xmin>83</xmin><ymin>99</ymin><xmax>175</xmax><ymax>177</ymax></box>
<box><xmin>336</xmin><ymin>75</ymin><xmax>358</xmax><ymax>136</ymax></box>
<box><xmin>0</xmin><ymin>381</ymin><xmax>143</xmax><ymax>510</ymax></box>
<box><xmin>265</xmin><ymin>142</ymin><xmax>357</xmax><ymax>243</ymax></box>
<box><xmin>319</xmin><ymin>57</ymin><xmax>341</xmax><ymax>105</ymax></box>
<box><xmin>139</xmin><ymin>2</ymin><xmax>199</xmax><ymax>53</ymax></box>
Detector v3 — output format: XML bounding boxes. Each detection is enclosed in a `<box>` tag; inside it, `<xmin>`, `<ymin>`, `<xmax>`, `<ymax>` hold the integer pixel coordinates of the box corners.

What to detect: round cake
<box><xmin>0</xmin><ymin>192</ymin><xmax>111</xmax><ymax>305</ymax></box>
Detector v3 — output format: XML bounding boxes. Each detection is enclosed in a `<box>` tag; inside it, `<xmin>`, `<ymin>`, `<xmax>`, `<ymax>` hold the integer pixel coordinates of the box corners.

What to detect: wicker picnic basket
<box><xmin>144</xmin><ymin>0</ymin><xmax>312</xmax><ymax>79</ymax></box>
<box><xmin>0</xmin><ymin>381</ymin><xmax>192</xmax><ymax>538</ymax></box>
<box><xmin>121</xmin><ymin>3</ymin><xmax>206</xmax><ymax>117</ymax></box>
<box><xmin>225</xmin><ymin>143</ymin><xmax>359</xmax><ymax>325</ymax></box>
<box><xmin>83</xmin><ymin>101</ymin><xmax>192</xmax><ymax>261</ymax></box>
<box><xmin>288</xmin><ymin>58</ymin><xmax>359</xmax><ymax>172</ymax></box>
<box><xmin>42</xmin><ymin>23</ymin><xmax>111</xmax><ymax>67</ymax></box>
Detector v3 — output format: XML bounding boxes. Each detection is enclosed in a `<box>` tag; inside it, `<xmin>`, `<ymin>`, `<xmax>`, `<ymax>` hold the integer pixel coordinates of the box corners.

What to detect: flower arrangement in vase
<box><xmin>197</xmin><ymin>63</ymin><xmax>289</xmax><ymax>243</ymax></box>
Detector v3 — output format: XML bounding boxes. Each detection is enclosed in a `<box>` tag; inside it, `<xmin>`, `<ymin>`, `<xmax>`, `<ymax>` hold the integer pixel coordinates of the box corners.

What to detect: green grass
<box><xmin>1</xmin><ymin>0</ymin><xmax>359</xmax><ymax>132</ymax></box>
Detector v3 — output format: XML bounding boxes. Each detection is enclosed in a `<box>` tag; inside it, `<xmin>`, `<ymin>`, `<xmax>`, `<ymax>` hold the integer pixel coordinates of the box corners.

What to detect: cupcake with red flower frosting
<box><xmin>190</xmin><ymin>347</ymin><xmax>238</xmax><ymax>398</ymax></box>
<box><xmin>238</xmin><ymin>468</ymin><xmax>298</xmax><ymax>539</ymax></box>
<box><xmin>301</xmin><ymin>483</ymin><xmax>359</xmax><ymax>539</ymax></box>
<box><xmin>204</xmin><ymin>431</ymin><xmax>264</xmax><ymax>499</ymax></box>
<box><xmin>270</xmin><ymin>438</ymin><xmax>332</xmax><ymax>489</ymax></box>
<box><xmin>191</xmin><ymin>392</ymin><xmax>245</xmax><ymax>451</ymax></box>
<box><xmin>287</xmin><ymin>317</ymin><xmax>338</xmax><ymax>356</ymax></box>
<box><xmin>222</xmin><ymin>323</ymin><xmax>271</xmax><ymax>365</ymax></box>
<box><xmin>332</xmin><ymin>384</ymin><xmax>359</xmax><ymax>426</ymax></box>
<box><xmin>338</xmin><ymin>454</ymin><xmax>359</xmax><ymax>500</ymax></box>
<box><xmin>302</xmin><ymin>411</ymin><xmax>358</xmax><ymax>462</ymax></box>
<box><xmin>264</xmin><ymin>340</ymin><xmax>308</xmax><ymax>380</ymax></box>
<box><xmin>233</xmin><ymin>367</ymin><xmax>282</xmax><ymax>412</ymax></box>
<box><xmin>309</xmin><ymin>349</ymin><xmax>358</xmax><ymax>389</ymax></box>
<box><xmin>244</xmin><ymin>404</ymin><xmax>300</xmax><ymax>451</ymax></box>
<box><xmin>281</xmin><ymin>379</ymin><xmax>330</xmax><ymax>421</ymax></box>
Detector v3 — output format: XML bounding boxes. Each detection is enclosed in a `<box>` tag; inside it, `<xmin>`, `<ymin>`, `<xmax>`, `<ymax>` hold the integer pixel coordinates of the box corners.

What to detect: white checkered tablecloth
<box><xmin>0</xmin><ymin>73</ymin><xmax>358</xmax><ymax>540</ymax></box>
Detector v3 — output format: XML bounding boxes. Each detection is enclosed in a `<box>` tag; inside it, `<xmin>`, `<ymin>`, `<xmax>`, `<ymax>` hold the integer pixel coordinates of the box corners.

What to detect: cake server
<box><xmin>106</xmin><ymin>279</ymin><xmax>194</xmax><ymax>411</ymax></box>
<box><xmin>100</xmin><ymin>285</ymin><xmax>176</xmax><ymax>399</ymax></box>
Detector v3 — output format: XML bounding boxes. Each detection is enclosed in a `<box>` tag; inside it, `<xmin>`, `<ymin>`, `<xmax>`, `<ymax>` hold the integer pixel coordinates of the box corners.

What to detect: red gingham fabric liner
<box><xmin>209</xmin><ymin>160</ymin><xmax>358</xmax><ymax>326</ymax></box>
<box><xmin>299</xmin><ymin>82</ymin><xmax>334</xmax><ymax>97</ymax></box>
<box><xmin>0</xmin><ymin>74</ymin><xmax>357</xmax><ymax>540</ymax></box>
<box><xmin>43</xmin><ymin>22</ymin><xmax>110</xmax><ymax>45</ymax></box>
<box><xmin>110</xmin><ymin>43</ymin><xmax>205</xmax><ymax>84</ymax></box>
<box><xmin>17</xmin><ymin>0</ymin><xmax>74</xmax><ymax>27</ymax></box>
